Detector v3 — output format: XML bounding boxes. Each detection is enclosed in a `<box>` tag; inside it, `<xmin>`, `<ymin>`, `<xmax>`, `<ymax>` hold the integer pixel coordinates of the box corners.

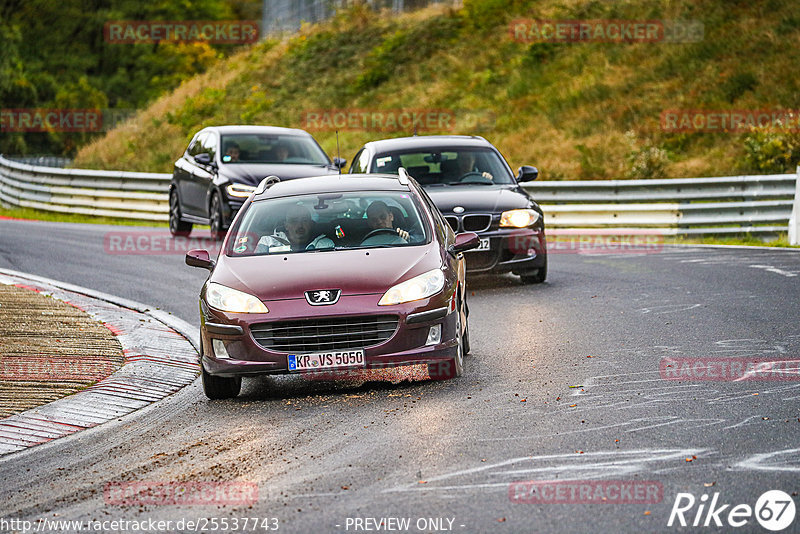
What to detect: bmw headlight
<box><xmin>226</xmin><ymin>183</ymin><xmax>256</xmax><ymax>198</ymax></box>
<box><xmin>500</xmin><ymin>209</ymin><xmax>540</xmax><ymax>228</ymax></box>
<box><xmin>379</xmin><ymin>269</ymin><xmax>445</xmax><ymax>306</ymax></box>
<box><xmin>205</xmin><ymin>282</ymin><xmax>268</xmax><ymax>313</ymax></box>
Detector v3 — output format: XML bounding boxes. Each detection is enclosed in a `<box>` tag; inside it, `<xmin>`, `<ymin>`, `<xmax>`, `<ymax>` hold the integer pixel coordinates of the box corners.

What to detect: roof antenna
<box><xmin>413</xmin><ymin>125</ymin><xmax>418</xmax><ymax>136</ymax></box>
<box><xmin>336</xmin><ymin>130</ymin><xmax>342</xmax><ymax>175</ymax></box>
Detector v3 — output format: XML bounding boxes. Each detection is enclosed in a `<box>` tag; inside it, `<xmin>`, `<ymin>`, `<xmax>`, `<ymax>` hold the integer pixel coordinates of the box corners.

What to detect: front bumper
<box><xmin>464</xmin><ymin>227</ymin><xmax>546</xmax><ymax>274</ymax></box>
<box><xmin>200</xmin><ymin>294</ymin><xmax>459</xmax><ymax>377</ymax></box>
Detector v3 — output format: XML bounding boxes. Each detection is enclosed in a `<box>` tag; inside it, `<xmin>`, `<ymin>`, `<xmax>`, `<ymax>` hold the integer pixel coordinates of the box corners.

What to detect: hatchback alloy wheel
<box><xmin>209</xmin><ymin>193</ymin><xmax>224</xmax><ymax>240</ymax></box>
<box><xmin>169</xmin><ymin>189</ymin><xmax>192</xmax><ymax>237</ymax></box>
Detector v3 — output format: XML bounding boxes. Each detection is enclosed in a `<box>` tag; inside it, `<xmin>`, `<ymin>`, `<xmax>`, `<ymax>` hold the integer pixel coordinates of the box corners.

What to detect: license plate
<box><xmin>288</xmin><ymin>349</ymin><xmax>365</xmax><ymax>371</ymax></box>
<box><xmin>467</xmin><ymin>237</ymin><xmax>491</xmax><ymax>252</ymax></box>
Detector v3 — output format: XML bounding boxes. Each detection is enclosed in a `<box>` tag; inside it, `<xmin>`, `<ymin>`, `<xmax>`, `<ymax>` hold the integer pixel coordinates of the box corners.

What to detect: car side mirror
<box><xmin>333</xmin><ymin>157</ymin><xmax>347</xmax><ymax>169</ymax></box>
<box><xmin>517</xmin><ymin>165</ymin><xmax>539</xmax><ymax>182</ymax></box>
<box><xmin>194</xmin><ymin>153</ymin><xmax>214</xmax><ymax>166</ymax></box>
<box><xmin>185</xmin><ymin>249</ymin><xmax>215</xmax><ymax>270</ymax></box>
<box><xmin>449</xmin><ymin>232</ymin><xmax>480</xmax><ymax>255</ymax></box>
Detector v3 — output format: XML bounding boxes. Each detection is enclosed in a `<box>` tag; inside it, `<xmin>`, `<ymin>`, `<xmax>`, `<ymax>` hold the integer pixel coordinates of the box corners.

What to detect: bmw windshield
<box><xmin>370</xmin><ymin>148</ymin><xmax>515</xmax><ymax>185</ymax></box>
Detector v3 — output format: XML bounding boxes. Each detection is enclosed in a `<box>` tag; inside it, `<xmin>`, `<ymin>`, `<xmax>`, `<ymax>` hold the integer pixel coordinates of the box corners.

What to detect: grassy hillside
<box><xmin>73</xmin><ymin>0</ymin><xmax>800</xmax><ymax>180</ymax></box>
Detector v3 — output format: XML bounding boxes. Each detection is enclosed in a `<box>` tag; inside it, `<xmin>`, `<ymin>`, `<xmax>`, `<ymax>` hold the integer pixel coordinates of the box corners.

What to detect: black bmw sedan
<box><xmin>170</xmin><ymin>125</ymin><xmax>346</xmax><ymax>238</ymax></box>
<box><xmin>349</xmin><ymin>135</ymin><xmax>547</xmax><ymax>283</ymax></box>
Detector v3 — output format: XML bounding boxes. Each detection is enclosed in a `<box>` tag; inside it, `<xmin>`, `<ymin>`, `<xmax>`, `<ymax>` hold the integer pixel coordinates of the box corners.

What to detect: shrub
<box><xmin>742</xmin><ymin>118</ymin><xmax>800</xmax><ymax>173</ymax></box>
<box><xmin>625</xmin><ymin>131</ymin><xmax>668</xmax><ymax>179</ymax></box>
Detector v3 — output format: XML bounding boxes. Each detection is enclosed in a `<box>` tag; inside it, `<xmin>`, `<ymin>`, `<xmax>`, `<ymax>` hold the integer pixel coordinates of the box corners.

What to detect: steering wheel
<box><xmin>361</xmin><ymin>228</ymin><xmax>399</xmax><ymax>242</ymax></box>
<box><xmin>458</xmin><ymin>171</ymin><xmax>492</xmax><ymax>184</ymax></box>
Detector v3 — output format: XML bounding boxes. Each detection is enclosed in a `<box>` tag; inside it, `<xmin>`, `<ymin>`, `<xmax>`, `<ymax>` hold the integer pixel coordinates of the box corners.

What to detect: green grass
<box><xmin>0</xmin><ymin>205</ymin><xmax>169</xmax><ymax>227</ymax></box>
<box><xmin>71</xmin><ymin>0</ymin><xmax>800</xmax><ymax>180</ymax></box>
<box><xmin>665</xmin><ymin>234</ymin><xmax>800</xmax><ymax>248</ymax></box>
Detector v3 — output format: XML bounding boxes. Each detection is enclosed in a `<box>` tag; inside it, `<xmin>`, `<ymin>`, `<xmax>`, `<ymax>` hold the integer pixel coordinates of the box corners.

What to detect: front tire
<box><xmin>428</xmin><ymin>308</ymin><xmax>464</xmax><ymax>380</ymax></box>
<box><xmin>209</xmin><ymin>193</ymin><xmax>225</xmax><ymax>241</ymax></box>
<box><xmin>520</xmin><ymin>252</ymin><xmax>547</xmax><ymax>284</ymax></box>
<box><xmin>202</xmin><ymin>366</ymin><xmax>241</xmax><ymax>399</ymax></box>
<box><xmin>169</xmin><ymin>189</ymin><xmax>192</xmax><ymax>237</ymax></box>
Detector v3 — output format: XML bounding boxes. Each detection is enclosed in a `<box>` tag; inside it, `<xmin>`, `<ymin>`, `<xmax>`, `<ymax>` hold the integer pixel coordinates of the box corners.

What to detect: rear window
<box><xmin>227</xmin><ymin>191</ymin><xmax>430</xmax><ymax>257</ymax></box>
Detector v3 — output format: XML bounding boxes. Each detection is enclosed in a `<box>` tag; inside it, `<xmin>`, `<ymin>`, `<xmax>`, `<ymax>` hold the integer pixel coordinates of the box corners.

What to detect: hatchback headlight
<box><xmin>379</xmin><ymin>269</ymin><xmax>445</xmax><ymax>306</ymax></box>
<box><xmin>206</xmin><ymin>282</ymin><xmax>268</xmax><ymax>313</ymax></box>
<box><xmin>226</xmin><ymin>183</ymin><xmax>256</xmax><ymax>198</ymax></box>
<box><xmin>500</xmin><ymin>209</ymin><xmax>540</xmax><ymax>228</ymax></box>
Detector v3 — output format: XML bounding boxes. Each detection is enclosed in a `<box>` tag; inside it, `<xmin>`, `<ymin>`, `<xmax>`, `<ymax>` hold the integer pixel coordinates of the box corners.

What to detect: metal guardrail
<box><xmin>523</xmin><ymin>170</ymin><xmax>800</xmax><ymax>241</ymax></box>
<box><xmin>1</xmin><ymin>155</ymin><xmax>799</xmax><ymax>242</ymax></box>
<box><xmin>5</xmin><ymin>155</ymin><xmax>72</xmax><ymax>168</ymax></box>
<box><xmin>0</xmin><ymin>155</ymin><xmax>170</xmax><ymax>221</ymax></box>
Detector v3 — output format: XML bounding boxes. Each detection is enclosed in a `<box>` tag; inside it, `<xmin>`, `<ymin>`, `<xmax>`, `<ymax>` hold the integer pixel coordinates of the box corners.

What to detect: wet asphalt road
<box><xmin>1</xmin><ymin>219</ymin><xmax>799</xmax><ymax>533</ymax></box>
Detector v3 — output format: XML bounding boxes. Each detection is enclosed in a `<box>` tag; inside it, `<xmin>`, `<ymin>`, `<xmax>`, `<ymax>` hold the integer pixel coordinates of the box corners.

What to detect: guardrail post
<box><xmin>790</xmin><ymin>165</ymin><xmax>800</xmax><ymax>245</ymax></box>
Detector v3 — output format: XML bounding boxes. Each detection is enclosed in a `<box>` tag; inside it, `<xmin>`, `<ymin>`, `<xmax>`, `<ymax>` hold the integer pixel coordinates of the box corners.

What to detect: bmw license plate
<box><xmin>288</xmin><ymin>350</ymin><xmax>365</xmax><ymax>371</ymax></box>
<box><xmin>467</xmin><ymin>238</ymin><xmax>491</xmax><ymax>252</ymax></box>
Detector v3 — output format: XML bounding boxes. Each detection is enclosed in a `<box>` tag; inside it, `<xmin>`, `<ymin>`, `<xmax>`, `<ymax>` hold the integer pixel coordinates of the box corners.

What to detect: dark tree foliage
<box><xmin>0</xmin><ymin>0</ymin><xmax>259</xmax><ymax>156</ymax></box>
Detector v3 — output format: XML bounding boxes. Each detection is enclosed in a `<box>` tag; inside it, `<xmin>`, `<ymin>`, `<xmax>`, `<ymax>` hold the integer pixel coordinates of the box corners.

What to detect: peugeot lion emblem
<box><xmin>305</xmin><ymin>289</ymin><xmax>341</xmax><ymax>306</ymax></box>
<box><xmin>453</xmin><ymin>206</ymin><xmax>465</xmax><ymax>214</ymax></box>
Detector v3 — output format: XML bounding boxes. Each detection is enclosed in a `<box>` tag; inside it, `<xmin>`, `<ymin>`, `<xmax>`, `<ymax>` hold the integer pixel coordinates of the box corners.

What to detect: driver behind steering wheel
<box><xmin>366</xmin><ymin>201</ymin><xmax>410</xmax><ymax>241</ymax></box>
<box><xmin>457</xmin><ymin>152</ymin><xmax>493</xmax><ymax>181</ymax></box>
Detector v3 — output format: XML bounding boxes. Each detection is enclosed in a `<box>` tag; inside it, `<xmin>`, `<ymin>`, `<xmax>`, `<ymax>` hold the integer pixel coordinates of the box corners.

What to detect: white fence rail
<box><xmin>1</xmin><ymin>155</ymin><xmax>799</xmax><ymax>243</ymax></box>
<box><xmin>523</xmin><ymin>170</ymin><xmax>800</xmax><ymax>242</ymax></box>
<box><xmin>0</xmin><ymin>156</ymin><xmax>170</xmax><ymax>221</ymax></box>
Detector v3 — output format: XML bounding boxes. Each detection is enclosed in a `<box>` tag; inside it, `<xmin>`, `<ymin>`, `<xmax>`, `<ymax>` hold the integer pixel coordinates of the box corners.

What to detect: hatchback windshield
<box><xmin>228</xmin><ymin>191</ymin><xmax>429</xmax><ymax>256</ymax></box>
<box><xmin>370</xmin><ymin>148</ymin><xmax>514</xmax><ymax>185</ymax></box>
<box><xmin>220</xmin><ymin>134</ymin><xmax>330</xmax><ymax>165</ymax></box>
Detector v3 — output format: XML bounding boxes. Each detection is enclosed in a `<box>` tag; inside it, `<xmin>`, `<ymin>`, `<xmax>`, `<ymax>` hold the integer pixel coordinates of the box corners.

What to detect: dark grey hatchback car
<box><xmin>350</xmin><ymin>135</ymin><xmax>547</xmax><ymax>283</ymax></box>
<box><xmin>170</xmin><ymin>125</ymin><xmax>345</xmax><ymax>238</ymax></box>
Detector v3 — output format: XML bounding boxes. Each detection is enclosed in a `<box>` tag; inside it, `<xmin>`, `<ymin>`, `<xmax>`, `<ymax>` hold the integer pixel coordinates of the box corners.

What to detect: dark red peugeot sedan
<box><xmin>185</xmin><ymin>170</ymin><xmax>480</xmax><ymax>399</ymax></box>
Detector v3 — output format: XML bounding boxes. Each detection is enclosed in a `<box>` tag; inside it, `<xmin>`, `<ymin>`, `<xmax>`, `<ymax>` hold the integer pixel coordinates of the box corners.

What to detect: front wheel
<box><xmin>202</xmin><ymin>366</ymin><xmax>241</xmax><ymax>399</ymax></box>
<box><xmin>520</xmin><ymin>252</ymin><xmax>547</xmax><ymax>284</ymax></box>
<box><xmin>169</xmin><ymin>189</ymin><xmax>192</xmax><ymax>237</ymax></box>
<box><xmin>428</xmin><ymin>309</ymin><xmax>464</xmax><ymax>380</ymax></box>
<box><xmin>209</xmin><ymin>193</ymin><xmax>225</xmax><ymax>241</ymax></box>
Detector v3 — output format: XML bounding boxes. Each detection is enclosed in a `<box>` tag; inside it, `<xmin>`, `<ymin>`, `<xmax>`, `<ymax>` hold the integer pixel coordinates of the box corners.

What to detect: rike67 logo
<box><xmin>668</xmin><ymin>490</ymin><xmax>796</xmax><ymax>531</ymax></box>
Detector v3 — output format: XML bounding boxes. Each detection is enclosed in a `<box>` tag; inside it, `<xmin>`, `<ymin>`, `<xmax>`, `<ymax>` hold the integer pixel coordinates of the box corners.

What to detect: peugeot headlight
<box><xmin>205</xmin><ymin>282</ymin><xmax>268</xmax><ymax>313</ymax></box>
<box><xmin>226</xmin><ymin>183</ymin><xmax>256</xmax><ymax>198</ymax></box>
<box><xmin>379</xmin><ymin>269</ymin><xmax>445</xmax><ymax>306</ymax></box>
<box><xmin>500</xmin><ymin>209</ymin><xmax>540</xmax><ymax>228</ymax></box>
